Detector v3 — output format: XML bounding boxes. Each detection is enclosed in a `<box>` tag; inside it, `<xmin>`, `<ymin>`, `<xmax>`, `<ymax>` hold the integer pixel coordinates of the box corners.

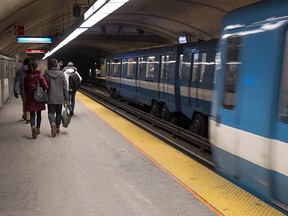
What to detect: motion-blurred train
<box><xmin>106</xmin><ymin>0</ymin><xmax>288</xmax><ymax>212</ymax></box>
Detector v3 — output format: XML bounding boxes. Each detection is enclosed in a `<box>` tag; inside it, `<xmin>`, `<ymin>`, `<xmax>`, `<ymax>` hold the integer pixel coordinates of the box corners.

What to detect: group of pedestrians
<box><xmin>13</xmin><ymin>58</ymin><xmax>82</xmax><ymax>139</ymax></box>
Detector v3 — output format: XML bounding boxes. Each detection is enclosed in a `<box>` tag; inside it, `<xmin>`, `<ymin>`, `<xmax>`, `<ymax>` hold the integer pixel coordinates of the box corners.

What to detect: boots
<box><xmin>36</xmin><ymin>128</ymin><xmax>41</xmax><ymax>135</ymax></box>
<box><xmin>31</xmin><ymin>126</ymin><xmax>37</xmax><ymax>139</ymax></box>
<box><xmin>51</xmin><ymin>122</ymin><xmax>57</xmax><ymax>137</ymax></box>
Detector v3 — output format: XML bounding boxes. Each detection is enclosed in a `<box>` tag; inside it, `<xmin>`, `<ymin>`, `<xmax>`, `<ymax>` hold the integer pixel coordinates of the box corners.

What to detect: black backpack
<box><xmin>69</xmin><ymin>73</ymin><xmax>81</xmax><ymax>91</ymax></box>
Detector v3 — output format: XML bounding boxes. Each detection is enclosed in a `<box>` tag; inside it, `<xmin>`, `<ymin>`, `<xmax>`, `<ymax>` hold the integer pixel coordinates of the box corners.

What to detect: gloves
<box><xmin>14</xmin><ymin>92</ymin><xmax>19</xmax><ymax>98</ymax></box>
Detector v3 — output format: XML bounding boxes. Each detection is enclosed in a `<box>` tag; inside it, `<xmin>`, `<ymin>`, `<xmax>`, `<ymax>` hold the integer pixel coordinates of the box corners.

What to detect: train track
<box><xmin>79</xmin><ymin>84</ymin><xmax>213</xmax><ymax>169</ymax></box>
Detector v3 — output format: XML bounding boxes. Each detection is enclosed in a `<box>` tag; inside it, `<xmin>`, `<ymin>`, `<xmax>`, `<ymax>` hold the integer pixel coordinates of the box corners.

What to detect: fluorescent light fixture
<box><xmin>81</xmin><ymin>1</ymin><xmax>128</xmax><ymax>28</ymax></box>
<box><xmin>109</xmin><ymin>0</ymin><xmax>129</xmax><ymax>2</ymax></box>
<box><xmin>44</xmin><ymin>0</ymin><xmax>130</xmax><ymax>58</ymax></box>
<box><xmin>81</xmin><ymin>13</ymin><xmax>109</xmax><ymax>28</ymax></box>
<box><xmin>43</xmin><ymin>28</ymin><xmax>87</xmax><ymax>59</ymax></box>
<box><xmin>98</xmin><ymin>2</ymin><xmax>126</xmax><ymax>14</ymax></box>
<box><xmin>17</xmin><ymin>37</ymin><xmax>52</xmax><ymax>43</ymax></box>
<box><xmin>84</xmin><ymin>6</ymin><xmax>94</xmax><ymax>20</ymax></box>
<box><xmin>84</xmin><ymin>0</ymin><xmax>106</xmax><ymax>20</ymax></box>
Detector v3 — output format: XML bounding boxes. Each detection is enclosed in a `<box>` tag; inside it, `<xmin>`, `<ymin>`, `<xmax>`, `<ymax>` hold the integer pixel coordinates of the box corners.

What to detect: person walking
<box><xmin>24</xmin><ymin>63</ymin><xmax>49</xmax><ymax>139</ymax></box>
<box><xmin>63</xmin><ymin>62</ymin><xmax>82</xmax><ymax>116</ymax></box>
<box><xmin>44</xmin><ymin>59</ymin><xmax>68</xmax><ymax>137</ymax></box>
<box><xmin>14</xmin><ymin>58</ymin><xmax>31</xmax><ymax>123</ymax></box>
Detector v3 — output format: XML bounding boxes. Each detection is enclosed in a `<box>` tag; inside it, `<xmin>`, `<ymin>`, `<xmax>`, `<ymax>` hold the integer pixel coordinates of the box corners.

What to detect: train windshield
<box><xmin>278</xmin><ymin>32</ymin><xmax>288</xmax><ymax>123</ymax></box>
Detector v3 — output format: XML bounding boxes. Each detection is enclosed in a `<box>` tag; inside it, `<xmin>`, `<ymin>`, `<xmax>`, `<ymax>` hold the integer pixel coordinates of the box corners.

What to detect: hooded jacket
<box><xmin>44</xmin><ymin>68</ymin><xmax>68</xmax><ymax>104</ymax></box>
<box><xmin>63</xmin><ymin>66</ymin><xmax>82</xmax><ymax>91</ymax></box>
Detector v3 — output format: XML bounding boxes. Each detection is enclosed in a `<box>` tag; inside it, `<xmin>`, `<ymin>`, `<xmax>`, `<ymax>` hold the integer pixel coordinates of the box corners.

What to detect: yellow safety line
<box><xmin>77</xmin><ymin>92</ymin><xmax>285</xmax><ymax>216</ymax></box>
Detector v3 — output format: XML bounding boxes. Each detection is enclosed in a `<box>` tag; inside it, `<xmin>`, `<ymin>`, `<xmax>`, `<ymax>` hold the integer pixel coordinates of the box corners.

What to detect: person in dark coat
<box><xmin>24</xmin><ymin>63</ymin><xmax>49</xmax><ymax>139</ymax></box>
<box><xmin>14</xmin><ymin>58</ymin><xmax>30</xmax><ymax>123</ymax></box>
<box><xmin>44</xmin><ymin>59</ymin><xmax>68</xmax><ymax>137</ymax></box>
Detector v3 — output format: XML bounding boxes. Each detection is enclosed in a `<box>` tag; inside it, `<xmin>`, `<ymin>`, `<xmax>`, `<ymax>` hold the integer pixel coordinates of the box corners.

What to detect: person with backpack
<box><xmin>63</xmin><ymin>62</ymin><xmax>82</xmax><ymax>116</ymax></box>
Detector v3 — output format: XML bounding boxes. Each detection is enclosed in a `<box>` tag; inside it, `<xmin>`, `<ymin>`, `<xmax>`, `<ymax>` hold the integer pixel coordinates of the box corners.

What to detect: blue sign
<box><xmin>17</xmin><ymin>37</ymin><xmax>52</xmax><ymax>43</ymax></box>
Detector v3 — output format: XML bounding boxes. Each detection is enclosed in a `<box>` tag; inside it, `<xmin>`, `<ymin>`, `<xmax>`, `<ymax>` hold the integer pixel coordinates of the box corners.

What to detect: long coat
<box><xmin>24</xmin><ymin>70</ymin><xmax>49</xmax><ymax>111</ymax></box>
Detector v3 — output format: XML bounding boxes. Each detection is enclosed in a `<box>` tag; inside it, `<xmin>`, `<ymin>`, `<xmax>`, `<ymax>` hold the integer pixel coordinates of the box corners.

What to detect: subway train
<box><xmin>105</xmin><ymin>0</ymin><xmax>288</xmax><ymax>212</ymax></box>
<box><xmin>106</xmin><ymin>40</ymin><xmax>217</xmax><ymax>138</ymax></box>
<box><xmin>210</xmin><ymin>0</ymin><xmax>288</xmax><ymax>212</ymax></box>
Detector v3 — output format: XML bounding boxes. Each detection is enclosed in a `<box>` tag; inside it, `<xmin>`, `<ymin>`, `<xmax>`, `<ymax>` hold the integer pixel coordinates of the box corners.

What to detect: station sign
<box><xmin>26</xmin><ymin>49</ymin><xmax>45</xmax><ymax>54</ymax></box>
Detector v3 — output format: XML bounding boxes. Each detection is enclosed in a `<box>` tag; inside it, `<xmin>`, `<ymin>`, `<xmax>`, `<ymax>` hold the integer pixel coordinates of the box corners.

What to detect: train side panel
<box><xmin>106</xmin><ymin>46</ymin><xmax>179</xmax><ymax>113</ymax></box>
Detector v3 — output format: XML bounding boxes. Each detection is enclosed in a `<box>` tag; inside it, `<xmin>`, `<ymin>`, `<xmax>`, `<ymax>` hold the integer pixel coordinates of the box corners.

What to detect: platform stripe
<box><xmin>77</xmin><ymin>92</ymin><xmax>284</xmax><ymax>216</ymax></box>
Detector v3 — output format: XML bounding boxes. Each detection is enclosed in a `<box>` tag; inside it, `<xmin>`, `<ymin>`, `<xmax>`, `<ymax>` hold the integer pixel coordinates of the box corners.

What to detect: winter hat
<box><xmin>23</xmin><ymin>58</ymin><xmax>30</xmax><ymax>65</ymax></box>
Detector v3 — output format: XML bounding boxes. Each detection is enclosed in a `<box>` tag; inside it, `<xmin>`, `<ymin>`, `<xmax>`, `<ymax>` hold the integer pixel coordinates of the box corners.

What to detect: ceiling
<box><xmin>0</xmin><ymin>0</ymin><xmax>261</xmax><ymax>59</ymax></box>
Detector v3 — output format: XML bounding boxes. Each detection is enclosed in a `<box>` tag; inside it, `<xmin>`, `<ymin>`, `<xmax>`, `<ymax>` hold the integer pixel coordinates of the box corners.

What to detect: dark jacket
<box><xmin>44</xmin><ymin>68</ymin><xmax>68</xmax><ymax>104</ymax></box>
<box><xmin>24</xmin><ymin>70</ymin><xmax>49</xmax><ymax>111</ymax></box>
<box><xmin>14</xmin><ymin>65</ymin><xmax>29</xmax><ymax>96</ymax></box>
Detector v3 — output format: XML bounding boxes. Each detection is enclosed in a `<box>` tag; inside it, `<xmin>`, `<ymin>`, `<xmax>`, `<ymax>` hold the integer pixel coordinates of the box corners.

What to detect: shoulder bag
<box><xmin>33</xmin><ymin>77</ymin><xmax>48</xmax><ymax>103</ymax></box>
<box><xmin>61</xmin><ymin>105</ymin><xmax>71</xmax><ymax>128</ymax></box>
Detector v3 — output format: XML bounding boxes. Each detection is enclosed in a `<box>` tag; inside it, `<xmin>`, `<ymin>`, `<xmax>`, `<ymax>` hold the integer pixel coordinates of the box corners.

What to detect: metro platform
<box><xmin>0</xmin><ymin>92</ymin><xmax>284</xmax><ymax>216</ymax></box>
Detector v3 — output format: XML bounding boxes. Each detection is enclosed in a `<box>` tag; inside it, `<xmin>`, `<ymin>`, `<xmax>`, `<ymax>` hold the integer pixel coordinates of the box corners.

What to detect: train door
<box><xmin>212</xmin><ymin>36</ymin><xmax>242</xmax><ymax>178</ymax></box>
<box><xmin>271</xmin><ymin>32</ymin><xmax>288</xmax><ymax>207</ymax></box>
<box><xmin>178</xmin><ymin>46</ymin><xmax>196</xmax><ymax>118</ymax></box>
<box><xmin>159</xmin><ymin>55</ymin><xmax>170</xmax><ymax>100</ymax></box>
<box><xmin>120</xmin><ymin>57</ymin><xmax>137</xmax><ymax>100</ymax></box>
<box><xmin>109</xmin><ymin>58</ymin><xmax>121</xmax><ymax>97</ymax></box>
<box><xmin>136</xmin><ymin>56</ymin><xmax>144</xmax><ymax>94</ymax></box>
<box><xmin>159</xmin><ymin>51</ymin><xmax>177</xmax><ymax>107</ymax></box>
<box><xmin>197</xmin><ymin>49</ymin><xmax>216</xmax><ymax>115</ymax></box>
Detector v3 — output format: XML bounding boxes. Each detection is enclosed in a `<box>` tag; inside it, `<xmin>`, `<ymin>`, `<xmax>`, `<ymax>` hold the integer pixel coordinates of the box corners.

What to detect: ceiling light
<box><xmin>43</xmin><ymin>28</ymin><xmax>87</xmax><ymax>59</ymax></box>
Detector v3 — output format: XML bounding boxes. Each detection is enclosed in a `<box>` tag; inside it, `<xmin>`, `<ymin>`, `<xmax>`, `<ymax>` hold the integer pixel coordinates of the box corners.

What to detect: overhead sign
<box><xmin>17</xmin><ymin>37</ymin><xmax>52</xmax><ymax>43</ymax></box>
<box><xmin>14</xmin><ymin>26</ymin><xmax>24</xmax><ymax>36</ymax></box>
<box><xmin>178</xmin><ymin>35</ymin><xmax>189</xmax><ymax>44</ymax></box>
<box><xmin>26</xmin><ymin>49</ymin><xmax>45</xmax><ymax>54</ymax></box>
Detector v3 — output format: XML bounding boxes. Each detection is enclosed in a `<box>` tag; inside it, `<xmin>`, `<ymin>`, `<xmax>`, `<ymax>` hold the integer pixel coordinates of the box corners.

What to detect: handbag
<box><xmin>33</xmin><ymin>77</ymin><xmax>48</xmax><ymax>103</ymax></box>
<box><xmin>61</xmin><ymin>105</ymin><xmax>71</xmax><ymax>128</ymax></box>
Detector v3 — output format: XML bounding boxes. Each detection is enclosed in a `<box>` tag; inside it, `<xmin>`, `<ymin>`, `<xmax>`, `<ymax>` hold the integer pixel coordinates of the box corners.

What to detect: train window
<box><xmin>146</xmin><ymin>56</ymin><xmax>155</xmax><ymax>78</ymax></box>
<box><xmin>179</xmin><ymin>54</ymin><xmax>183</xmax><ymax>80</ymax></box>
<box><xmin>138</xmin><ymin>57</ymin><xmax>146</xmax><ymax>78</ymax></box>
<box><xmin>199</xmin><ymin>53</ymin><xmax>207</xmax><ymax>82</ymax></box>
<box><xmin>111</xmin><ymin>59</ymin><xmax>120</xmax><ymax>77</ymax></box>
<box><xmin>106</xmin><ymin>60</ymin><xmax>110</xmax><ymax>76</ymax></box>
<box><xmin>192</xmin><ymin>52</ymin><xmax>199</xmax><ymax>81</ymax></box>
<box><xmin>122</xmin><ymin>59</ymin><xmax>127</xmax><ymax>76</ymax></box>
<box><xmin>127</xmin><ymin>58</ymin><xmax>134</xmax><ymax>77</ymax></box>
<box><xmin>161</xmin><ymin>55</ymin><xmax>169</xmax><ymax>79</ymax></box>
<box><xmin>278</xmin><ymin>33</ymin><xmax>288</xmax><ymax>123</ymax></box>
<box><xmin>222</xmin><ymin>36</ymin><xmax>241</xmax><ymax>110</ymax></box>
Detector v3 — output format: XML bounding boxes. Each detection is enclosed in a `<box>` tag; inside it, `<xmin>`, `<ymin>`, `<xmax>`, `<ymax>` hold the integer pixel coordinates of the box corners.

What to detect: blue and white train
<box><xmin>210</xmin><ymin>0</ymin><xmax>288</xmax><ymax>212</ymax></box>
<box><xmin>106</xmin><ymin>40</ymin><xmax>217</xmax><ymax>138</ymax></box>
<box><xmin>105</xmin><ymin>0</ymin><xmax>288</xmax><ymax>212</ymax></box>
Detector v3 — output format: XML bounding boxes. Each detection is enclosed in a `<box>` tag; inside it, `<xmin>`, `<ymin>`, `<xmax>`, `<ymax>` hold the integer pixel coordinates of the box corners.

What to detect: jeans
<box><xmin>68</xmin><ymin>91</ymin><xmax>76</xmax><ymax>112</ymax></box>
<box><xmin>30</xmin><ymin>111</ymin><xmax>42</xmax><ymax>128</ymax></box>
<box><xmin>47</xmin><ymin>104</ymin><xmax>63</xmax><ymax>128</ymax></box>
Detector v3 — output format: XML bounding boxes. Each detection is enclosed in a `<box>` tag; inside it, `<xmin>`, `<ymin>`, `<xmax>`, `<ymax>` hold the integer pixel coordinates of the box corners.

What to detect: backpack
<box><xmin>69</xmin><ymin>73</ymin><xmax>81</xmax><ymax>91</ymax></box>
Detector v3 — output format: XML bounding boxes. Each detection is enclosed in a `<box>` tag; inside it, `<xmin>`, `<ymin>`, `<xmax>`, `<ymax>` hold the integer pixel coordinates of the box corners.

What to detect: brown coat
<box><xmin>24</xmin><ymin>69</ymin><xmax>49</xmax><ymax>111</ymax></box>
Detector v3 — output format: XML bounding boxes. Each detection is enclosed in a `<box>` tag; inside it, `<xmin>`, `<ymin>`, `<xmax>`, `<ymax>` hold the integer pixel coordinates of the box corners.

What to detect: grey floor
<box><xmin>0</xmin><ymin>96</ymin><xmax>215</xmax><ymax>216</ymax></box>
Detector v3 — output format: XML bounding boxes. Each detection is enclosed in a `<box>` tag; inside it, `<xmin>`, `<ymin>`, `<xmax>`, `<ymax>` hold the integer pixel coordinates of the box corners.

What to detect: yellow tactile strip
<box><xmin>77</xmin><ymin>92</ymin><xmax>285</xmax><ymax>216</ymax></box>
